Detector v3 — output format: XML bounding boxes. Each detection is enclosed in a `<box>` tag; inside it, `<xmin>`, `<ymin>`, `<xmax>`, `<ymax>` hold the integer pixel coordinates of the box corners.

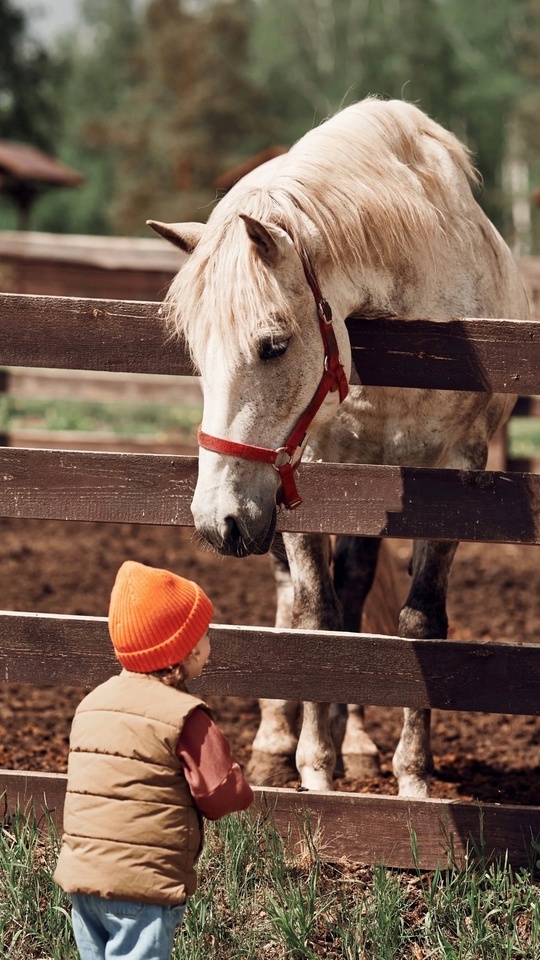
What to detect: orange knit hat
<box><xmin>108</xmin><ymin>560</ymin><xmax>214</xmax><ymax>672</ymax></box>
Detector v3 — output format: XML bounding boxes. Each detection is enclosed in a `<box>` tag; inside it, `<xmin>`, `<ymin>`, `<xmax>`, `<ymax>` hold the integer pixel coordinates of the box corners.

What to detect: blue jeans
<box><xmin>71</xmin><ymin>894</ymin><xmax>186</xmax><ymax>960</ymax></box>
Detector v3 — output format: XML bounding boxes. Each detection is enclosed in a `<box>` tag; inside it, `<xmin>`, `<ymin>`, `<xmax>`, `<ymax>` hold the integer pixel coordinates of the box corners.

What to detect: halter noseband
<box><xmin>197</xmin><ymin>251</ymin><xmax>349</xmax><ymax>510</ymax></box>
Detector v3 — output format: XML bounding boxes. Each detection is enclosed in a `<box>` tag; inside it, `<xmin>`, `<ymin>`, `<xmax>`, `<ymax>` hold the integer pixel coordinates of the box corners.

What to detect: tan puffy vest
<box><xmin>54</xmin><ymin>670</ymin><xmax>209</xmax><ymax>905</ymax></box>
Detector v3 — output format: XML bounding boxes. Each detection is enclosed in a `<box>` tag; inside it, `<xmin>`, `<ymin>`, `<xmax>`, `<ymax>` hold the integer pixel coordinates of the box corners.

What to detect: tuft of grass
<box><xmin>507</xmin><ymin>418</ymin><xmax>540</xmax><ymax>459</ymax></box>
<box><xmin>0</xmin><ymin>810</ymin><xmax>76</xmax><ymax>959</ymax></box>
<box><xmin>0</xmin><ymin>395</ymin><xmax>201</xmax><ymax>440</ymax></box>
<box><xmin>1</xmin><ymin>808</ymin><xmax>539</xmax><ymax>960</ymax></box>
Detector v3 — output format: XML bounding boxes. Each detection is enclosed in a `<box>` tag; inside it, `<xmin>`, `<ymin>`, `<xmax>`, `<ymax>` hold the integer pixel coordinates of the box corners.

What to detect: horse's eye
<box><xmin>258</xmin><ymin>336</ymin><xmax>291</xmax><ymax>362</ymax></box>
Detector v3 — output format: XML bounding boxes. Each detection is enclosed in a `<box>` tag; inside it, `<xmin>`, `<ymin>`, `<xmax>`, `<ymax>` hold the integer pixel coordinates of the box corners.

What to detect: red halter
<box><xmin>197</xmin><ymin>252</ymin><xmax>349</xmax><ymax>509</ymax></box>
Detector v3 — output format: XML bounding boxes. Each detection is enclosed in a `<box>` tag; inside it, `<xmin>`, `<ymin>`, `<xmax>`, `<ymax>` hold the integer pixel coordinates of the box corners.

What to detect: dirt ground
<box><xmin>1</xmin><ymin>516</ymin><xmax>539</xmax><ymax>805</ymax></box>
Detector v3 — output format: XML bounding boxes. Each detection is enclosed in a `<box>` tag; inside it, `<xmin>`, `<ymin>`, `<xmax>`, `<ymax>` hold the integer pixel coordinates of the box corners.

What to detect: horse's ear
<box><xmin>239</xmin><ymin>214</ymin><xmax>290</xmax><ymax>267</ymax></box>
<box><xmin>146</xmin><ymin>220</ymin><xmax>204</xmax><ymax>253</ymax></box>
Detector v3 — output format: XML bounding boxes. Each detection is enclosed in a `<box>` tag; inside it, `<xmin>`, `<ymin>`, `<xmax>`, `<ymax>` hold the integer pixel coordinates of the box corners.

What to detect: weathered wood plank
<box><xmin>0</xmin><ymin>430</ymin><xmax>194</xmax><ymax>455</ymax></box>
<box><xmin>2</xmin><ymin>293</ymin><xmax>540</xmax><ymax>392</ymax></box>
<box><xmin>1</xmin><ymin>367</ymin><xmax>202</xmax><ymax>407</ymax></box>
<box><xmin>2</xmin><ymin>612</ymin><xmax>539</xmax><ymax>715</ymax></box>
<box><xmin>2</xmin><ymin>771</ymin><xmax>539</xmax><ymax>869</ymax></box>
<box><xmin>1</xmin><ymin>770</ymin><xmax>67</xmax><ymax>828</ymax></box>
<box><xmin>259</xmin><ymin>788</ymin><xmax>540</xmax><ymax>870</ymax></box>
<box><xmin>513</xmin><ymin>395</ymin><xmax>540</xmax><ymax>417</ymax></box>
<box><xmin>1</xmin><ymin>448</ymin><xmax>540</xmax><ymax>543</ymax></box>
<box><xmin>346</xmin><ymin>314</ymin><xmax>540</xmax><ymax>392</ymax></box>
<box><xmin>0</xmin><ymin>293</ymin><xmax>192</xmax><ymax>375</ymax></box>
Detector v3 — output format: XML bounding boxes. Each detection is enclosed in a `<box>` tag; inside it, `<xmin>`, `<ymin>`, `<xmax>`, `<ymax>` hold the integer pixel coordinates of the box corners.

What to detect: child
<box><xmin>54</xmin><ymin>560</ymin><xmax>254</xmax><ymax>960</ymax></box>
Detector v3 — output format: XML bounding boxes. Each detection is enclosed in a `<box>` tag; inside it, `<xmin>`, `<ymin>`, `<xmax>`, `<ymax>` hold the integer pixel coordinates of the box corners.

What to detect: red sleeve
<box><xmin>177</xmin><ymin>708</ymin><xmax>254</xmax><ymax>820</ymax></box>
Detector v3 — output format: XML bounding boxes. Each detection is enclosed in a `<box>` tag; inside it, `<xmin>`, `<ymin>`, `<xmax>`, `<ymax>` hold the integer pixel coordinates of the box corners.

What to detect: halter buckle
<box><xmin>318</xmin><ymin>298</ymin><xmax>333</xmax><ymax>324</ymax></box>
<box><xmin>273</xmin><ymin>447</ymin><xmax>293</xmax><ymax>470</ymax></box>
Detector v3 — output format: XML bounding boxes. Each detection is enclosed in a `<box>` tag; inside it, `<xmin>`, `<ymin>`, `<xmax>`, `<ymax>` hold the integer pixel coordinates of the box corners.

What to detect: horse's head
<box><xmin>150</xmin><ymin>208</ymin><xmax>351</xmax><ymax>557</ymax></box>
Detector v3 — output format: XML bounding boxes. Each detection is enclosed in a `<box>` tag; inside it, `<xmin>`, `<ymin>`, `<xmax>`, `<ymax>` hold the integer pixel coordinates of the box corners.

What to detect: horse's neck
<box><xmin>323</xmin><ymin>224</ymin><xmax>523</xmax><ymax>323</ymax></box>
<box><xmin>324</xmin><ymin>260</ymin><xmax>434</xmax><ymax>321</ymax></box>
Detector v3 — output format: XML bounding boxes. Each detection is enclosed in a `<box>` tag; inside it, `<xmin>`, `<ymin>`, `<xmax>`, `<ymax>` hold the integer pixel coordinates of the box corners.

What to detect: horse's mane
<box><xmin>166</xmin><ymin>98</ymin><xmax>478</xmax><ymax>361</ymax></box>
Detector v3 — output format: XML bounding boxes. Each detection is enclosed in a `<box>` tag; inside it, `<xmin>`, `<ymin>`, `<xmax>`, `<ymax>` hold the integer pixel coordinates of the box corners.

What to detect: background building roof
<box><xmin>0</xmin><ymin>141</ymin><xmax>84</xmax><ymax>187</ymax></box>
<box><xmin>214</xmin><ymin>145</ymin><xmax>288</xmax><ymax>191</ymax></box>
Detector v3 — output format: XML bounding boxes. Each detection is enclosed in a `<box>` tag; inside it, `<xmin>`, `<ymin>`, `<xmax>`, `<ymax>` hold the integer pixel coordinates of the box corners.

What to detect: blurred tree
<box><xmin>20</xmin><ymin>0</ymin><xmax>539</xmax><ymax>250</ymax></box>
<box><xmin>250</xmin><ymin>0</ymin><xmax>458</xmax><ymax>142</ymax></box>
<box><xmin>0</xmin><ymin>0</ymin><xmax>62</xmax><ymax>150</ymax></box>
<box><xmin>0</xmin><ymin>0</ymin><xmax>66</xmax><ymax>228</ymax></box>
<box><xmin>106</xmin><ymin>0</ymin><xmax>269</xmax><ymax>232</ymax></box>
<box><xmin>515</xmin><ymin>0</ymin><xmax>540</xmax><ymax>145</ymax></box>
<box><xmin>437</xmin><ymin>0</ymin><xmax>525</xmax><ymax>233</ymax></box>
<box><xmin>512</xmin><ymin>0</ymin><xmax>540</xmax><ymax>251</ymax></box>
<box><xmin>35</xmin><ymin>0</ymin><xmax>143</xmax><ymax>234</ymax></box>
<box><xmin>250</xmin><ymin>0</ymin><xmax>538</xmax><ymax>245</ymax></box>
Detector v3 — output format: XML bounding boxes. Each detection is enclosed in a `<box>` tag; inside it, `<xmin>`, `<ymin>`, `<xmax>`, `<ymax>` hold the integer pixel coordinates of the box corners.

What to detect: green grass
<box><xmin>0</xmin><ymin>396</ymin><xmax>201</xmax><ymax>441</ymax></box>
<box><xmin>0</xmin><ymin>812</ymin><xmax>75</xmax><ymax>959</ymax></box>
<box><xmin>2</xmin><ymin>398</ymin><xmax>540</xmax><ymax>464</ymax></box>
<box><xmin>1</xmin><ymin>809</ymin><xmax>539</xmax><ymax>960</ymax></box>
<box><xmin>507</xmin><ymin>419</ymin><xmax>540</xmax><ymax>459</ymax></box>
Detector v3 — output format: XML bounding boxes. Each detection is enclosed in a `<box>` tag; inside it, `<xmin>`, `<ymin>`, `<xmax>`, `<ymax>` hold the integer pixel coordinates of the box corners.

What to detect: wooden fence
<box><xmin>0</xmin><ymin>235</ymin><xmax>539</xmax><ymax>465</ymax></box>
<box><xmin>0</xmin><ymin>230</ymin><xmax>186</xmax><ymax>301</ymax></box>
<box><xmin>1</xmin><ymin>290</ymin><xmax>540</xmax><ymax>870</ymax></box>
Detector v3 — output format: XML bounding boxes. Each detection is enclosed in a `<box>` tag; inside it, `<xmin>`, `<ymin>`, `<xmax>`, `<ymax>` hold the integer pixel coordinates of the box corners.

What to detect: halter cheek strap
<box><xmin>197</xmin><ymin>251</ymin><xmax>349</xmax><ymax>510</ymax></box>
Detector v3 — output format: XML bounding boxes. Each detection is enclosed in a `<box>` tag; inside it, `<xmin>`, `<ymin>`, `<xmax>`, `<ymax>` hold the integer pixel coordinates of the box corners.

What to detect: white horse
<box><xmin>150</xmin><ymin>98</ymin><xmax>529</xmax><ymax>797</ymax></box>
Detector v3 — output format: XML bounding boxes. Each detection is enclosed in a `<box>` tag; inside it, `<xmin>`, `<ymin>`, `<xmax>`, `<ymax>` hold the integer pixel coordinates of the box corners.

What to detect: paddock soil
<box><xmin>1</xmin><ymin>517</ymin><xmax>539</xmax><ymax>806</ymax></box>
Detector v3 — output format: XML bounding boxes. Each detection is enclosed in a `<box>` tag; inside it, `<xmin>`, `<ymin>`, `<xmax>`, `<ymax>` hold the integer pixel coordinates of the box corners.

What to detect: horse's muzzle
<box><xmin>196</xmin><ymin>508</ymin><xmax>277</xmax><ymax>558</ymax></box>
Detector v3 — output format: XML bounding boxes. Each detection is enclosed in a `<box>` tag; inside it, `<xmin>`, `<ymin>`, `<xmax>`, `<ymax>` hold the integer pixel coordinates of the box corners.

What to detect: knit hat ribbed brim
<box><xmin>108</xmin><ymin>561</ymin><xmax>213</xmax><ymax>672</ymax></box>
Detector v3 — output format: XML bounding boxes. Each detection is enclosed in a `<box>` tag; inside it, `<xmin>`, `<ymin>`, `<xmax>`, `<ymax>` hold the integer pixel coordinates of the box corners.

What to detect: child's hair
<box><xmin>152</xmin><ymin>663</ymin><xmax>187</xmax><ymax>688</ymax></box>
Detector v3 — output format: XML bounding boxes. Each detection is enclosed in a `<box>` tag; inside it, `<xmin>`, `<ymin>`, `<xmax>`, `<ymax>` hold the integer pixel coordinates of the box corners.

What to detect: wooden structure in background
<box><xmin>214</xmin><ymin>145</ymin><xmax>289</xmax><ymax>192</ymax></box>
<box><xmin>0</xmin><ymin>230</ymin><xmax>538</xmax><ymax>308</ymax></box>
<box><xmin>1</xmin><ymin>290</ymin><xmax>540</xmax><ymax>869</ymax></box>
<box><xmin>0</xmin><ymin>144</ymin><xmax>84</xmax><ymax>231</ymax></box>
<box><xmin>0</xmin><ymin>231</ymin><xmax>186</xmax><ymax>301</ymax></box>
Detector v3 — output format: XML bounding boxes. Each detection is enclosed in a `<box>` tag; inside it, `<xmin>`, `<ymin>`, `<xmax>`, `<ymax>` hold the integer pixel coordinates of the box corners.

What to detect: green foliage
<box><xmin>0</xmin><ymin>811</ymin><xmax>75</xmax><ymax>959</ymax></box>
<box><xmin>0</xmin><ymin>394</ymin><xmax>201</xmax><ymax>440</ymax></box>
<box><xmin>508</xmin><ymin>417</ymin><xmax>540</xmax><ymax>458</ymax></box>
<box><xmin>250</xmin><ymin>0</ymin><xmax>458</xmax><ymax>136</ymax></box>
<box><xmin>0</xmin><ymin>0</ymin><xmax>63</xmax><ymax>151</ymax></box>
<box><xmin>104</xmin><ymin>0</ymin><xmax>269</xmax><ymax>232</ymax></box>
<box><xmin>249</xmin><ymin>0</ymin><xmax>540</xmax><ymax>244</ymax></box>
<box><xmin>32</xmin><ymin>0</ymin><xmax>144</xmax><ymax>235</ymax></box>
<box><xmin>436</xmin><ymin>0</ymin><xmax>526</xmax><ymax>232</ymax></box>
<box><xmin>4</xmin><ymin>0</ymin><xmax>540</xmax><ymax>247</ymax></box>
<box><xmin>0</xmin><ymin>0</ymin><xmax>68</xmax><ymax>229</ymax></box>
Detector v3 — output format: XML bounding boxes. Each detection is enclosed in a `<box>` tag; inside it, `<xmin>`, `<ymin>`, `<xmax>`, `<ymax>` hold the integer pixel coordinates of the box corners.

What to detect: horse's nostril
<box><xmin>194</xmin><ymin>510</ymin><xmax>276</xmax><ymax>558</ymax></box>
<box><xmin>223</xmin><ymin>515</ymin><xmax>242</xmax><ymax>547</ymax></box>
<box><xmin>195</xmin><ymin>517</ymin><xmax>247</xmax><ymax>556</ymax></box>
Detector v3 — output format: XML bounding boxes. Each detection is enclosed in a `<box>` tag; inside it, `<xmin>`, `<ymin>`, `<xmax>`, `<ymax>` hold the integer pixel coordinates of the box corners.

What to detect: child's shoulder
<box><xmin>76</xmin><ymin>671</ymin><xmax>207</xmax><ymax>721</ymax></box>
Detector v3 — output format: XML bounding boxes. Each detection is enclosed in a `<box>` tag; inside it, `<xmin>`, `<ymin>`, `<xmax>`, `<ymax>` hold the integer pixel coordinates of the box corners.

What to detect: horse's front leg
<box><xmin>393</xmin><ymin>539</ymin><xmax>458</xmax><ymax>798</ymax></box>
<box><xmin>248</xmin><ymin>535</ymin><xmax>299</xmax><ymax>786</ymax></box>
<box><xmin>333</xmin><ymin>535</ymin><xmax>382</xmax><ymax>778</ymax></box>
<box><xmin>284</xmin><ymin>531</ymin><xmax>343</xmax><ymax>791</ymax></box>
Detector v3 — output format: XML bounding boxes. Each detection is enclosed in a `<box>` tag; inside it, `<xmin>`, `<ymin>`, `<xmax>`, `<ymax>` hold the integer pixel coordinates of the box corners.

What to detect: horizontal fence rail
<box><xmin>1</xmin><ymin>449</ymin><xmax>540</xmax><ymax>543</ymax></box>
<box><xmin>3</xmin><ymin>608</ymin><xmax>540</xmax><ymax>869</ymax></box>
<box><xmin>2</xmin><ymin>289</ymin><xmax>540</xmax><ymax>869</ymax></box>
<box><xmin>2</xmin><ymin>771</ymin><xmax>539</xmax><ymax>871</ymax></box>
<box><xmin>2</xmin><ymin>292</ymin><xmax>540</xmax><ymax>391</ymax></box>
<box><xmin>3</xmin><ymin>769</ymin><xmax>539</xmax><ymax>870</ymax></box>
<box><xmin>2</xmin><ymin>611</ymin><xmax>539</xmax><ymax>714</ymax></box>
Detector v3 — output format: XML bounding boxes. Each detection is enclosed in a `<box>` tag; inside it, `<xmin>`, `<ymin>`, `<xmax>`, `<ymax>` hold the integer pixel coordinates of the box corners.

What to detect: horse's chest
<box><xmin>312</xmin><ymin>388</ymin><xmax>483</xmax><ymax>467</ymax></box>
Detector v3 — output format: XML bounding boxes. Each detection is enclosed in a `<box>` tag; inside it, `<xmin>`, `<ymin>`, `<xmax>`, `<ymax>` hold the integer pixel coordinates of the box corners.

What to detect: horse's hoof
<box><xmin>246</xmin><ymin>750</ymin><xmax>297</xmax><ymax>787</ymax></box>
<box><xmin>298</xmin><ymin>768</ymin><xmax>335</xmax><ymax>792</ymax></box>
<box><xmin>341</xmin><ymin>751</ymin><xmax>381</xmax><ymax>779</ymax></box>
<box><xmin>396</xmin><ymin>775</ymin><xmax>430</xmax><ymax>799</ymax></box>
